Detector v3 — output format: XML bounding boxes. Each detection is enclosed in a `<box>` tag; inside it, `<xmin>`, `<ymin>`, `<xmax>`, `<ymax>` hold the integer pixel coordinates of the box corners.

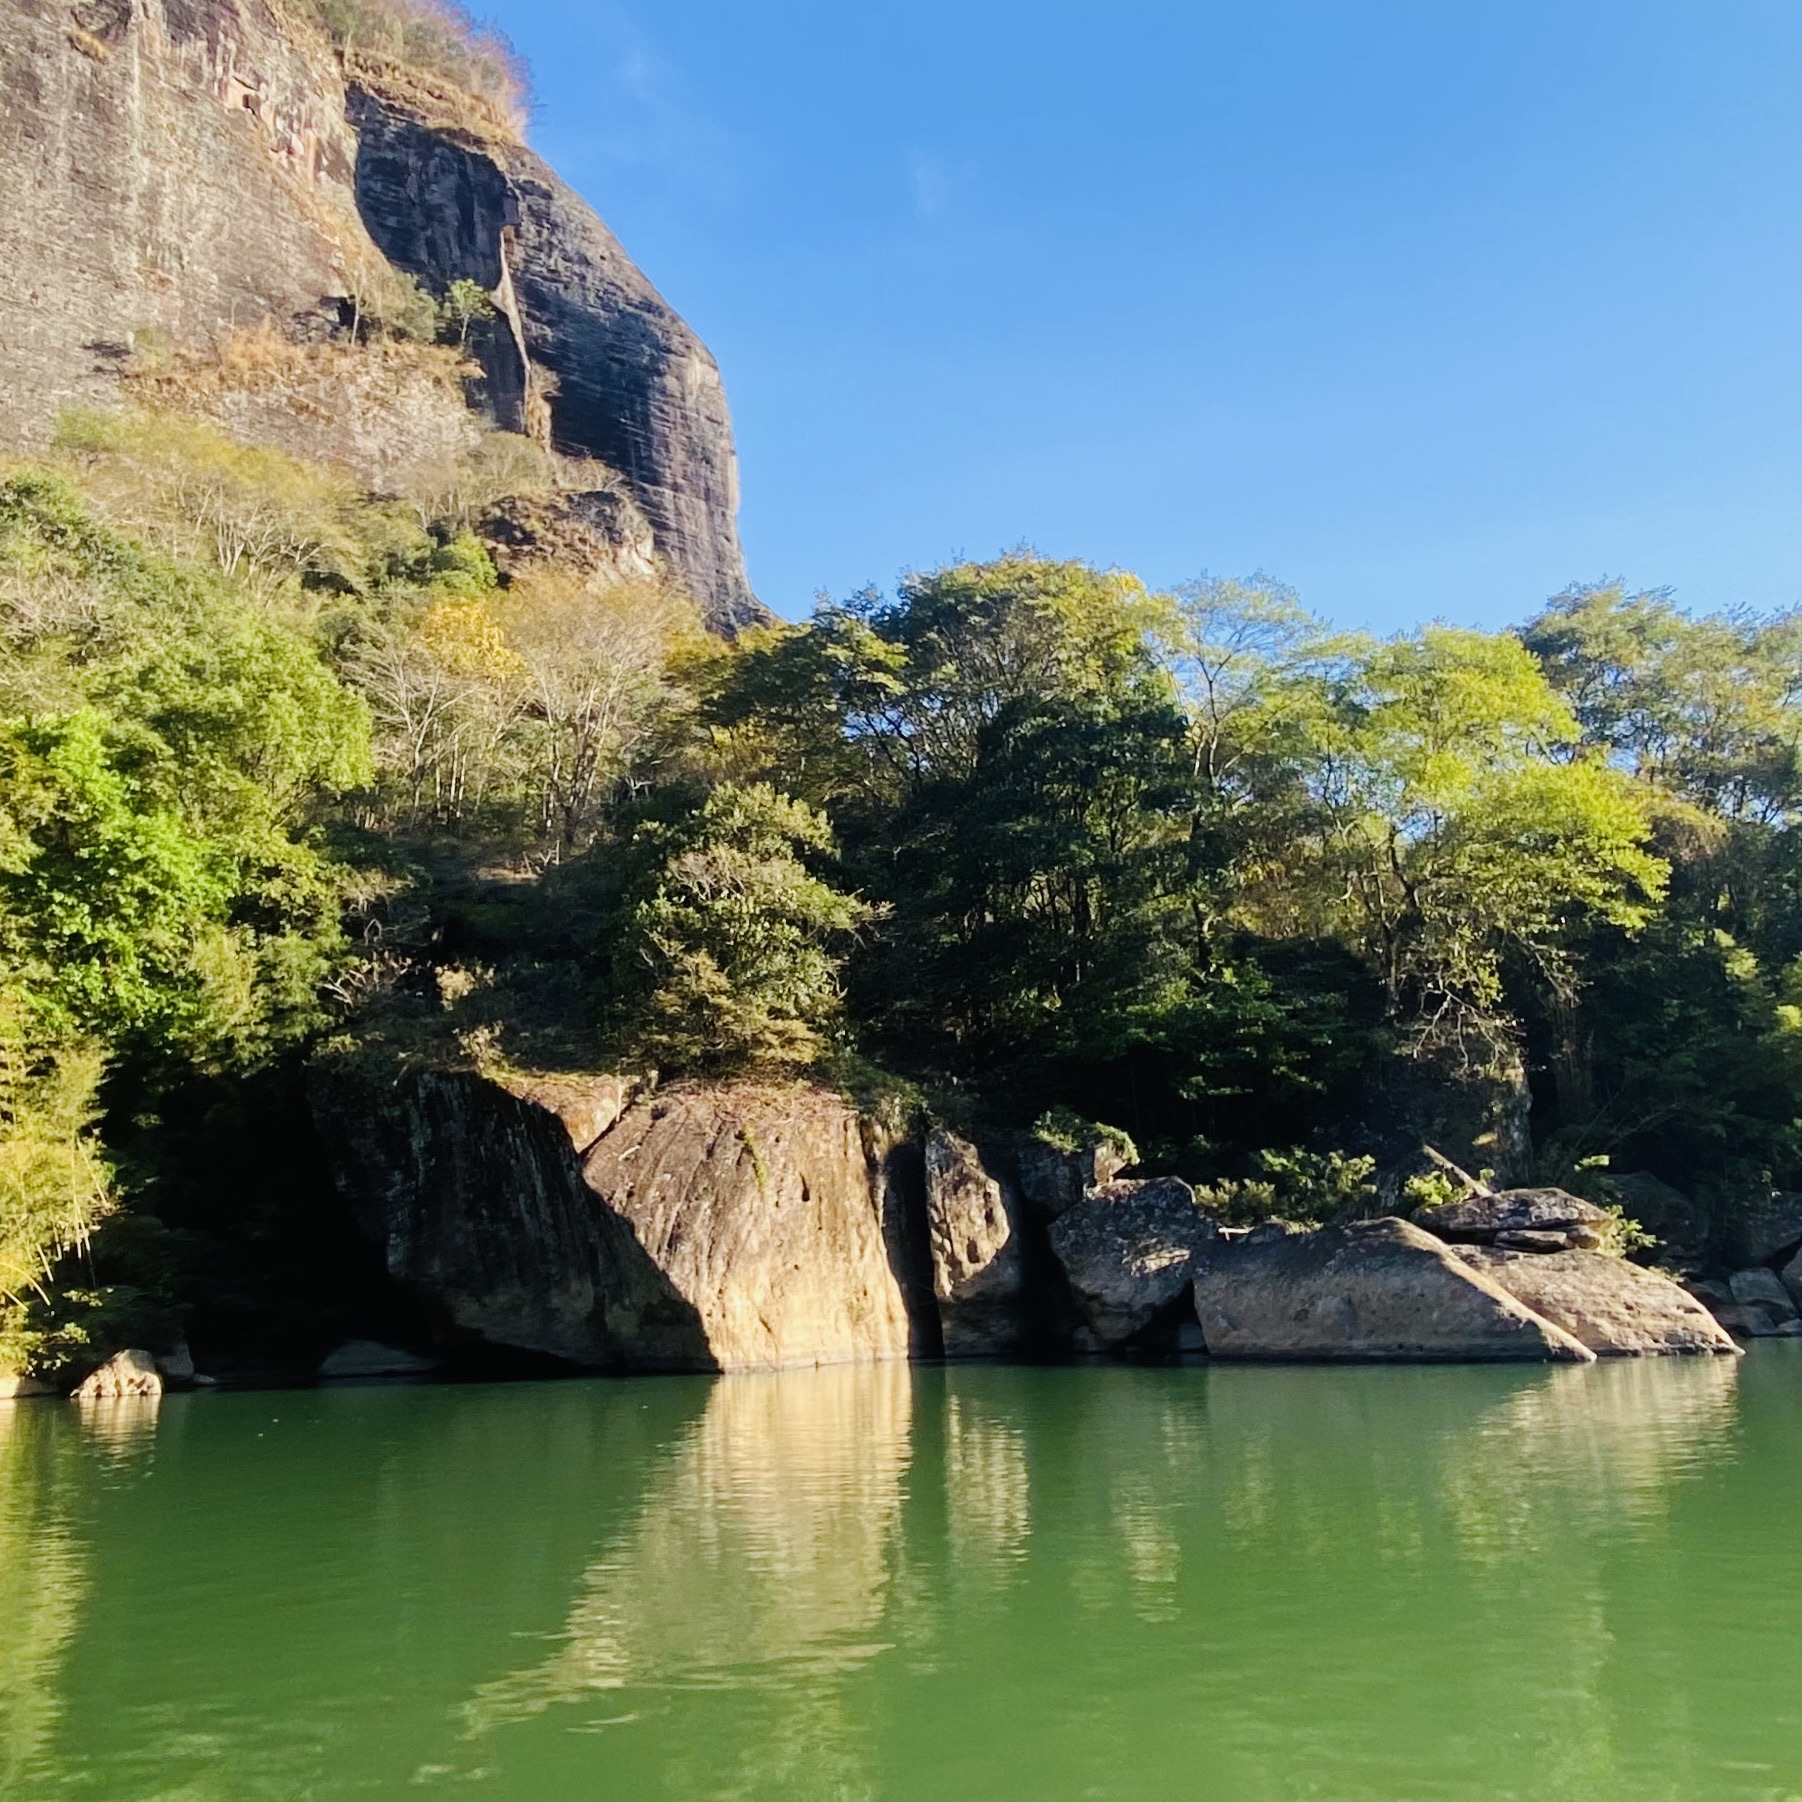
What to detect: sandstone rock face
<box><xmin>73</xmin><ymin>1349</ymin><xmax>164</xmax><ymax>1400</ymax></box>
<box><xmin>1191</xmin><ymin>1218</ymin><xmax>1596</xmax><ymax>1362</ymax></box>
<box><xmin>1048</xmin><ymin>1178</ymin><xmax>1221</xmax><ymax>1349</ymax></box>
<box><xmin>0</xmin><ymin>0</ymin><xmax>761</xmax><ymax>633</ymax></box>
<box><xmin>0</xmin><ymin>0</ymin><xmax>360</xmax><ymax>438</ymax></box>
<box><xmin>316</xmin><ymin>1067</ymin><xmax>916</xmax><ymax>1372</ymax></box>
<box><xmin>0</xmin><ymin>1374</ymin><xmax>54</xmax><ymax>1399</ymax></box>
<box><xmin>346</xmin><ymin>88</ymin><xmax>763</xmax><ymax>631</ymax></box>
<box><xmin>1414</xmin><ymin>1187</ymin><xmax>1610</xmax><ymax>1245</ymax></box>
<box><xmin>1452</xmin><ymin>1248</ymin><xmax>1740</xmax><ymax>1356</ymax></box>
<box><xmin>924</xmin><ymin>1130</ymin><xmax>1027</xmax><ymax>1356</ymax></box>
<box><xmin>1610</xmin><ymin>1171</ymin><xmax>1706</xmax><ymax>1265</ymax></box>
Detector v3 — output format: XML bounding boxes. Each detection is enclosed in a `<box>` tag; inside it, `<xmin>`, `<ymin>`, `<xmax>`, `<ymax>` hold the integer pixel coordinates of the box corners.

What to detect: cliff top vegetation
<box><xmin>305</xmin><ymin>0</ymin><xmax>530</xmax><ymax>139</ymax></box>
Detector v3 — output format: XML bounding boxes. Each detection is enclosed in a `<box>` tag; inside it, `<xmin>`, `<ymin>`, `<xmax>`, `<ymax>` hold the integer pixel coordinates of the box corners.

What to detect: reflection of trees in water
<box><xmin>0</xmin><ymin>1404</ymin><xmax>94</xmax><ymax>1791</ymax></box>
<box><xmin>463</xmin><ymin>1365</ymin><xmax>913</xmax><ymax>1797</ymax></box>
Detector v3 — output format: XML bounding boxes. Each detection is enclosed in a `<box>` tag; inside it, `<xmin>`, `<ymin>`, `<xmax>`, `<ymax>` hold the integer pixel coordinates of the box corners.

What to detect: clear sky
<box><xmin>483</xmin><ymin>0</ymin><xmax>1802</xmax><ymax>631</ymax></box>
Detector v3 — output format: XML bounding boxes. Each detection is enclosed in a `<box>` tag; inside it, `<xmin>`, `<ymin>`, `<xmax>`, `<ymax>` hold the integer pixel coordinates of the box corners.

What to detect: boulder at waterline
<box><xmin>1191</xmin><ymin>1218</ymin><xmax>1596</xmax><ymax>1362</ymax></box>
<box><xmin>73</xmin><ymin>1351</ymin><xmax>163</xmax><ymax>1401</ymax></box>
<box><xmin>1451</xmin><ymin>1247</ymin><xmax>1739</xmax><ymax>1356</ymax></box>
<box><xmin>1712</xmin><ymin>1304</ymin><xmax>1799</xmax><ymax>1339</ymax></box>
<box><xmin>1728</xmin><ymin>1267</ymin><xmax>1799</xmax><ymax>1322</ymax></box>
<box><xmin>1048</xmin><ymin>1178</ymin><xmax>1222</xmax><ymax>1349</ymax></box>
<box><xmin>924</xmin><ymin>1130</ymin><xmax>1029</xmax><ymax>1356</ymax></box>
<box><xmin>1782</xmin><ymin>1246</ymin><xmax>1802</xmax><ymax>1309</ymax></box>
<box><xmin>317</xmin><ymin>1067</ymin><xmax>918</xmax><ymax>1372</ymax></box>
<box><xmin>1721</xmin><ymin>1191</ymin><xmax>1802</xmax><ymax>1269</ymax></box>
<box><xmin>317</xmin><ymin>1342</ymin><xmax>441</xmax><ymax>1380</ymax></box>
<box><xmin>0</xmin><ymin>1374</ymin><xmax>52</xmax><ymax>1399</ymax></box>
<box><xmin>1413</xmin><ymin>1187</ymin><xmax>1610</xmax><ymax>1246</ymax></box>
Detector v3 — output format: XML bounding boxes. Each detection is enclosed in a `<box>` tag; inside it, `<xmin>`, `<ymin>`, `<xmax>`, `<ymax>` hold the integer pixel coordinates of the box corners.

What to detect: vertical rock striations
<box><xmin>0</xmin><ymin>0</ymin><xmax>762</xmax><ymax>631</ymax></box>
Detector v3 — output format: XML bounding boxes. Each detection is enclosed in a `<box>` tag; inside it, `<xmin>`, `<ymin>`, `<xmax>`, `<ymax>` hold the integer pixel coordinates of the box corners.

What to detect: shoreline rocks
<box><xmin>1451</xmin><ymin>1247</ymin><xmax>1740</xmax><ymax>1356</ymax></box>
<box><xmin>73</xmin><ymin>1350</ymin><xmax>164</xmax><ymax>1401</ymax></box>
<box><xmin>1048</xmin><ymin>1178</ymin><xmax>1221</xmax><ymax>1349</ymax></box>
<box><xmin>1192</xmin><ymin>1218</ymin><xmax>1597</xmax><ymax>1363</ymax></box>
<box><xmin>924</xmin><ymin>1131</ymin><xmax>1028</xmax><ymax>1357</ymax></box>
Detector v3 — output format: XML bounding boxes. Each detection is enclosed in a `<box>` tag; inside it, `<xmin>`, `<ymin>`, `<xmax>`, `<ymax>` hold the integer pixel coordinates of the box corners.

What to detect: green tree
<box><xmin>600</xmin><ymin>783</ymin><xmax>876</xmax><ymax>1075</ymax></box>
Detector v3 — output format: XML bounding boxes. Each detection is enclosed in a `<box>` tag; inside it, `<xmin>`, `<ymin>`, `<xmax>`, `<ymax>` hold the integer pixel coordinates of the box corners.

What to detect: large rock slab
<box><xmin>1192</xmin><ymin>1218</ymin><xmax>1595</xmax><ymax>1362</ymax></box>
<box><xmin>316</xmin><ymin>1067</ymin><xmax>916</xmax><ymax>1372</ymax></box>
<box><xmin>924</xmin><ymin>1131</ymin><xmax>1028</xmax><ymax>1356</ymax></box>
<box><xmin>1049</xmin><ymin>1178</ymin><xmax>1221</xmax><ymax>1348</ymax></box>
<box><xmin>1452</xmin><ymin>1248</ymin><xmax>1739</xmax><ymax>1356</ymax></box>
<box><xmin>1414</xmin><ymin>1187</ymin><xmax>1610</xmax><ymax>1245</ymax></box>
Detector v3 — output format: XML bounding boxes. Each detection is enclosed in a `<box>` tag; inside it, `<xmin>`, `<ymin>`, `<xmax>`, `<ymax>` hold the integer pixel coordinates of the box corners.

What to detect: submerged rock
<box><xmin>1191</xmin><ymin>1218</ymin><xmax>1595</xmax><ymax>1362</ymax></box>
<box><xmin>317</xmin><ymin>1341</ymin><xmax>440</xmax><ymax>1380</ymax></box>
<box><xmin>925</xmin><ymin>1130</ymin><xmax>1028</xmax><ymax>1356</ymax></box>
<box><xmin>1413</xmin><ymin>1187</ymin><xmax>1610</xmax><ymax>1246</ymax></box>
<box><xmin>73</xmin><ymin>1350</ymin><xmax>163</xmax><ymax>1401</ymax></box>
<box><xmin>1452</xmin><ymin>1248</ymin><xmax>1739</xmax><ymax>1356</ymax></box>
<box><xmin>1048</xmin><ymin>1178</ymin><xmax>1222</xmax><ymax>1349</ymax></box>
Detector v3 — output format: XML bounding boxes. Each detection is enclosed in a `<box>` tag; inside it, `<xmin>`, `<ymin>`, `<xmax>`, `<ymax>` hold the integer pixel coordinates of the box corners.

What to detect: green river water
<box><xmin>2</xmin><ymin>1347</ymin><xmax>1799</xmax><ymax>1801</ymax></box>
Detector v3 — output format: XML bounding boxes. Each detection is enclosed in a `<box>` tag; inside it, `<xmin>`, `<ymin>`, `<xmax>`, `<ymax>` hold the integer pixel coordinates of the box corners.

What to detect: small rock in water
<box><xmin>0</xmin><ymin>1373</ymin><xmax>54</xmax><ymax>1399</ymax></box>
<box><xmin>73</xmin><ymin>1350</ymin><xmax>163</xmax><ymax>1401</ymax></box>
<box><xmin>317</xmin><ymin>1341</ymin><xmax>440</xmax><ymax>1380</ymax></box>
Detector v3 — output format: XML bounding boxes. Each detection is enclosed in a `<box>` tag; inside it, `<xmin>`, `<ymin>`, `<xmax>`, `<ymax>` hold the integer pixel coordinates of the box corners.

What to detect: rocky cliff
<box><xmin>0</xmin><ymin>0</ymin><xmax>761</xmax><ymax>630</ymax></box>
<box><xmin>315</xmin><ymin>1065</ymin><xmax>929</xmax><ymax>1372</ymax></box>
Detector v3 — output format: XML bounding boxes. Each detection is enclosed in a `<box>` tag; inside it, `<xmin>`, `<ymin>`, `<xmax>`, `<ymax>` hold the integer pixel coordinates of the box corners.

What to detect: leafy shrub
<box><xmin>1200</xmin><ymin>1148</ymin><xmax>1378</xmax><ymax>1229</ymax></box>
<box><xmin>600</xmin><ymin>784</ymin><xmax>879</xmax><ymax>1075</ymax></box>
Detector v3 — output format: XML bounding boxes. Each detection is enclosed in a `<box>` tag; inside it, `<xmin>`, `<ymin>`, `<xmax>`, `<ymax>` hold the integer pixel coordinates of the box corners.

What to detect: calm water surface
<box><xmin>2</xmin><ymin>1349</ymin><xmax>1800</xmax><ymax>1800</ymax></box>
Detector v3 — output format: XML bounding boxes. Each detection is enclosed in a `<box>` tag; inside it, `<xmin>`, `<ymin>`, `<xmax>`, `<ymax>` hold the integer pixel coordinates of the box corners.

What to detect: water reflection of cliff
<box><xmin>465</xmin><ymin>1365</ymin><xmax>913</xmax><ymax>1795</ymax></box>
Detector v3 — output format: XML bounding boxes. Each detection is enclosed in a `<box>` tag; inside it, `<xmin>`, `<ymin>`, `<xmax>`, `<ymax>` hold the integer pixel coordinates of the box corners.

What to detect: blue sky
<box><xmin>484</xmin><ymin>1</ymin><xmax>1802</xmax><ymax>630</ymax></box>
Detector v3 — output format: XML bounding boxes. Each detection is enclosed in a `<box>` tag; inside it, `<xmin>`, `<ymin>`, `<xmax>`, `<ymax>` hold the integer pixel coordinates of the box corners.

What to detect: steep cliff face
<box><xmin>0</xmin><ymin>0</ymin><xmax>760</xmax><ymax>630</ymax></box>
<box><xmin>346</xmin><ymin>88</ymin><xmax>760</xmax><ymax>631</ymax></box>
<box><xmin>315</xmin><ymin>1066</ymin><xmax>925</xmax><ymax>1372</ymax></box>
<box><xmin>0</xmin><ymin>0</ymin><xmax>360</xmax><ymax>425</ymax></box>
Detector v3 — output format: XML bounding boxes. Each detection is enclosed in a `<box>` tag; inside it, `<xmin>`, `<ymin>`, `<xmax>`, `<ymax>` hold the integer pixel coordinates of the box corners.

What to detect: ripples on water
<box><xmin>0</xmin><ymin>1351</ymin><xmax>1797</xmax><ymax>1800</ymax></box>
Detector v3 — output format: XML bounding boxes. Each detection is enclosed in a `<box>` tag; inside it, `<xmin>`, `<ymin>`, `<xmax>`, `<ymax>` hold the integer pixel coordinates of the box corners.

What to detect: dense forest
<box><xmin>4</xmin><ymin>360</ymin><xmax>1801</xmax><ymax>1373</ymax></box>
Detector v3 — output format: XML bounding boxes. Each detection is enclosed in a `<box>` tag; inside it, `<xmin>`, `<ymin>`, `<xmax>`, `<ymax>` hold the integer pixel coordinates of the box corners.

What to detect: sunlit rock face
<box><xmin>1192</xmin><ymin>1218</ymin><xmax>1597</xmax><ymax>1362</ymax></box>
<box><xmin>0</xmin><ymin>0</ymin><xmax>762</xmax><ymax>632</ymax></box>
<box><xmin>315</xmin><ymin>1068</ymin><xmax>918</xmax><ymax>1372</ymax></box>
